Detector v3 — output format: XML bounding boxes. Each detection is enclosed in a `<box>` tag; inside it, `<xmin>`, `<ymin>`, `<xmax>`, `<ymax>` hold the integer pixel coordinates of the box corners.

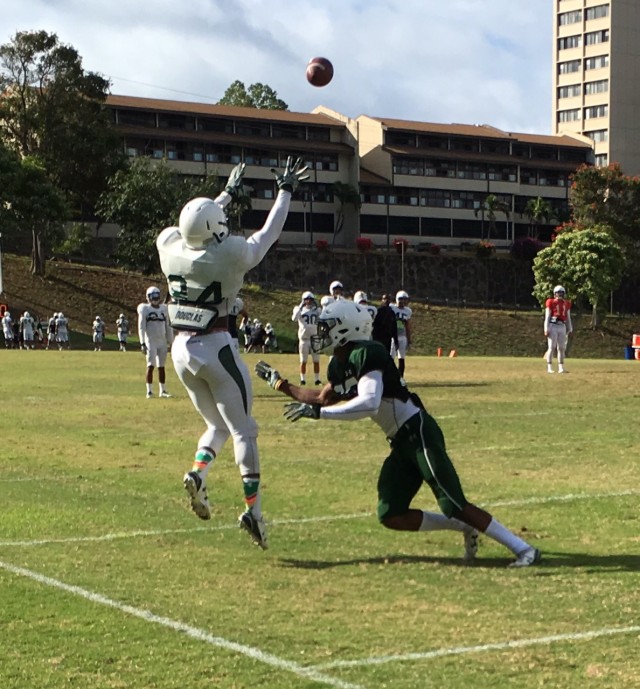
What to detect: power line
<box><xmin>108</xmin><ymin>75</ymin><xmax>219</xmax><ymax>102</ymax></box>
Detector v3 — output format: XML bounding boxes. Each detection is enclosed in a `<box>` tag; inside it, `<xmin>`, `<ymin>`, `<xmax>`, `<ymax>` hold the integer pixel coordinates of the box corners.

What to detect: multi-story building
<box><xmin>553</xmin><ymin>0</ymin><xmax>640</xmax><ymax>174</ymax></box>
<box><xmin>106</xmin><ymin>95</ymin><xmax>592</xmax><ymax>248</ymax></box>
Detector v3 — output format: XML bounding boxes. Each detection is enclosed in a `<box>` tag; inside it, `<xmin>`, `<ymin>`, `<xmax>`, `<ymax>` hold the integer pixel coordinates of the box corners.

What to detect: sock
<box><xmin>159</xmin><ymin>383</ymin><xmax>167</xmax><ymax>394</ymax></box>
<box><xmin>192</xmin><ymin>448</ymin><xmax>215</xmax><ymax>481</ymax></box>
<box><xmin>484</xmin><ymin>518</ymin><xmax>530</xmax><ymax>555</ymax></box>
<box><xmin>300</xmin><ymin>374</ymin><xmax>306</xmax><ymax>383</ymax></box>
<box><xmin>242</xmin><ymin>477</ymin><xmax>261</xmax><ymax>517</ymax></box>
<box><xmin>146</xmin><ymin>383</ymin><xmax>153</xmax><ymax>394</ymax></box>
<box><xmin>419</xmin><ymin>511</ymin><xmax>467</xmax><ymax>532</ymax></box>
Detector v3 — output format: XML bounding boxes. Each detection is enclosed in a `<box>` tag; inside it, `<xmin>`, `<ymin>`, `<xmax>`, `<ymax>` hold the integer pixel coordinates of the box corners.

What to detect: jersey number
<box><xmin>167</xmin><ymin>275</ymin><xmax>223</xmax><ymax>305</ymax></box>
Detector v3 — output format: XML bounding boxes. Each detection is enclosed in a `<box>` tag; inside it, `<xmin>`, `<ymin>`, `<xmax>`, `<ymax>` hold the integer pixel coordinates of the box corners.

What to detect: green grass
<box><xmin>1</xmin><ymin>352</ymin><xmax>640</xmax><ymax>689</ymax></box>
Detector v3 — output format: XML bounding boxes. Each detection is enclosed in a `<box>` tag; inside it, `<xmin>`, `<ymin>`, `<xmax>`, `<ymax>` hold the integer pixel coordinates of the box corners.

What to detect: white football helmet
<box><xmin>353</xmin><ymin>290</ymin><xmax>368</xmax><ymax>305</ymax></box>
<box><xmin>302</xmin><ymin>291</ymin><xmax>315</xmax><ymax>301</ymax></box>
<box><xmin>24</xmin><ymin>311</ymin><xmax>30</xmax><ymax>318</ymax></box>
<box><xmin>329</xmin><ymin>280</ymin><xmax>343</xmax><ymax>295</ymax></box>
<box><xmin>95</xmin><ymin>316</ymin><xmax>101</xmax><ymax>321</ymax></box>
<box><xmin>146</xmin><ymin>286</ymin><xmax>161</xmax><ymax>304</ymax></box>
<box><xmin>320</xmin><ymin>295</ymin><xmax>334</xmax><ymax>307</ymax></box>
<box><xmin>396</xmin><ymin>290</ymin><xmax>409</xmax><ymax>303</ymax></box>
<box><xmin>179</xmin><ymin>197</ymin><xmax>228</xmax><ymax>249</ymax></box>
<box><xmin>553</xmin><ymin>285</ymin><xmax>566</xmax><ymax>297</ymax></box>
<box><xmin>311</xmin><ymin>299</ymin><xmax>372</xmax><ymax>354</ymax></box>
<box><xmin>4</xmin><ymin>312</ymin><xmax>10</xmax><ymax>319</ymax></box>
<box><xmin>119</xmin><ymin>313</ymin><xmax>125</xmax><ymax>319</ymax></box>
<box><xmin>58</xmin><ymin>312</ymin><xmax>64</xmax><ymax>319</ymax></box>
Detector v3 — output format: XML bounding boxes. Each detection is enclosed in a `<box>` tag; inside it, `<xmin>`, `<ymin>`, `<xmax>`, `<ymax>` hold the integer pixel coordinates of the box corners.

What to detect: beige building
<box><xmin>106</xmin><ymin>95</ymin><xmax>592</xmax><ymax>248</ymax></box>
<box><xmin>553</xmin><ymin>0</ymin><xmax>640</xmax><ymax>174</ymax></box>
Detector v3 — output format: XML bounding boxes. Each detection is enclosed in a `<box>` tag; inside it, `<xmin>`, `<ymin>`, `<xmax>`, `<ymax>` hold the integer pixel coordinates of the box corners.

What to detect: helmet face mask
<box><xmin>553</xmin><ymin>285</ymin><xmax>566</xmax><ymax>297</ymax></box>
<box><xmin>311</xmin><ymin>300</ymin><xmax>372</xmax><ymax>354</ymax></box>
<box><xmin>146</xmin><ymin>286</ymin><xmax>161</xmax><ymax>305</ymax></box>
<box><xmin>179</xmin><ymin>197</ymin><xmax>228</xmax><ymax>249</ymax></box>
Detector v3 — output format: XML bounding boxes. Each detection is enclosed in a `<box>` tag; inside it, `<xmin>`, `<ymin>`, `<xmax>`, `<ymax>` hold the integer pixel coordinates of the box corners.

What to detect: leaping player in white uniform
<box><xmin>390</xmin><ymin>290</ymin><xmax>412</xmax><ymax>380</ymax></box>
<box><xmin>137</xmin><ymin>286</ymin><xmax>173</xmax><ymax>398</ymax></box>
<box><xmin>156</xmin><ymin>156</ymin><xmax>309</xmax><ymax>550</ymax></box>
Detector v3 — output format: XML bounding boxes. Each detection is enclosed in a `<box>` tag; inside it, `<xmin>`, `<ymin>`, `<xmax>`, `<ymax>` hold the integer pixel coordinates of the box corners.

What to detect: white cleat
<box><xmin>183</xmin><ymin>471</ymin><xmax>211</xmax><ymax>520</ymax></box>
<box><xmin>463</xmin><ymin>527</ymin><xmax>479</xmax><ymax>562</ymax></box>
<box><xmin>159</xmin><ymin>391</ymin><xmax>172</xmax><ymax>398</ymax></box>
<box><xmin>510</xmin><ymin>547</ymin><xmax>541</xmax><ymax>568</ymax></box>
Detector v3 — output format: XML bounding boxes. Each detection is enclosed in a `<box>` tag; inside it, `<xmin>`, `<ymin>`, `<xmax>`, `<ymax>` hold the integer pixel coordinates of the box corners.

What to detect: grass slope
<box><xmin>2</xmin><ymin>253</ymin><xmax>639</xmax><ymax>358</ymax></box>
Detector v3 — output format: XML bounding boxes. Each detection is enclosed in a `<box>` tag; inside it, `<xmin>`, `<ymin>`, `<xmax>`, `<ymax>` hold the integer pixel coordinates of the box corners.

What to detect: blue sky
<box><xmin>2</xmin><ymin>0</ymin><xmax>553</xmax><ymax>134</ymax></box>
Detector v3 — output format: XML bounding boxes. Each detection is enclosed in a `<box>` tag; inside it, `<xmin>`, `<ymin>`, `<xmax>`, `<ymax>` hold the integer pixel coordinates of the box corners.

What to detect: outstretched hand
<box><xmin>283</xmin><ymin>402</ymin><xmax>321</xmax><ymax>422</ymax></box>
<box><xmin>225</xmin><ymin>162</ymin><xmax>246</xmax><ymax>198</ymax></box>
<box><xmin>255</xmin><ymin>360</ymin><xmax>283</xmax><ymax>390</ymax></box>
<box><xmin>271</xmin><ymin>156</ymin><xmax>310</xmax><ymax>193</ymax></box>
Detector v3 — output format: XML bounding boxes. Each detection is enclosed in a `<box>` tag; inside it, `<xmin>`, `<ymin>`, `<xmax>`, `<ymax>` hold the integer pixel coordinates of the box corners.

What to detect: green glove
<box><xmin>271</xmin><ymin>156</ymin><xmax>310</xmax><ymax>193</ymax></box>
<box><xmin>225</xmin><ymin>162</ymin><xmax>246</xmax><ymax>198</ymax></box>
<box><xmin>283</xmin><ymin>402</ymin><xmax>321</xmax><ymax>422</ymax></box>
<box><xmin>255</xmin><ymin>360</ymin><xmax>284</xmax><ymax>390</ymax></box>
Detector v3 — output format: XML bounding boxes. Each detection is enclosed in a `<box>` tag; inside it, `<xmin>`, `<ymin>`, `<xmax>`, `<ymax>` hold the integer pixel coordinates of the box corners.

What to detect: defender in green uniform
<box><xmin>256</xmin><ymin>300</ymin><xmax>540</xmax><ymax>567</ymax></box>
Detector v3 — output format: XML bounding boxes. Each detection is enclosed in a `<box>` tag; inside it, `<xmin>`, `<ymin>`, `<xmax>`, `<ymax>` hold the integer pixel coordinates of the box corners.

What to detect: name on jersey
<box><xmin>168</xmin><ymin>303</ymin><xmax>219</xmax><ymax>332</ymax></box>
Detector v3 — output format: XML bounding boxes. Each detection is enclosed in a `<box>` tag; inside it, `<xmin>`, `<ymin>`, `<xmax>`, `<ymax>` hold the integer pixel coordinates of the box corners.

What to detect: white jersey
<box><xmin>137</xmin><ymin>303</ymin><xmax>171</xmax><ymax>345</ymax></box>
<box><xmin>55</xmin><ymin>316</ymin><xmax>69</xmax><ymax>338</ymax></box>
<box><xmin>156</xmin><ymin>190</ymin><xmax>291</xmax><ymax>324</ymax></box>
<box><xmin>362</xmin><ymin>304</ymin><xmax>377</xmax><ymax>321</ymax></box>
<box><xmin>20</xmin><ymin>315</ymin><xmax>35</xmax><ymax>338</ymax></box>
<box><xmin>292</xmin><ymin>303</ymin><xmax>321</xmax><ymax>340</ymax></box>
<box><xmin>392</xmin><ymin>304</ymin><xmax>412</xmax><ymax>335</ymax></box>
<box><xmin>116</xmin><ymin>317</ymin><xmax>129</xmax><ymax>335</ymax></box>
<box><xmin>93</xmin><ymin>320</ymin><xmax>105</xmax><ymax>337</ymax></box>
<box><xmin>2</xmin><ymin>314</ymin><xmax>12</xmax><ymax>338</ymax></box>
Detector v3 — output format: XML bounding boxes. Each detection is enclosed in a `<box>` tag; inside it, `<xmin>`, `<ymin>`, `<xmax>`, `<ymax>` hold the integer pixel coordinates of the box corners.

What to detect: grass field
<box><xmin>1</xmin><ymin>351</ymin><xmax>639</xmax><ymax>689</ymax></box>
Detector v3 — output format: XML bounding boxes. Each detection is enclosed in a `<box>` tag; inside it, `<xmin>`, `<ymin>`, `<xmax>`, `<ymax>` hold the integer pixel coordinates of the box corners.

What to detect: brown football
<box><xmin>306</xmin><ymin>57</ymin><xmax>334</xmax><ymax>87</ymax></box>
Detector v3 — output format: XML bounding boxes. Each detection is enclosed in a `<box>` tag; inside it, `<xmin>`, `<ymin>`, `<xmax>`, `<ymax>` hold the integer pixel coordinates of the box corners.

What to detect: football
<box><xmin>306</xmin><ymin>57</ymin><xmax>334</xmax><ymax>87</ymax></box>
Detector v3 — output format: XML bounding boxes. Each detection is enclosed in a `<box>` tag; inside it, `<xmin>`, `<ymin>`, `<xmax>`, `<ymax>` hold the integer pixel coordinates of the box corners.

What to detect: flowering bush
<box><xmin>355</xmin><ymin>237</ymin><xmax>373</xmax><ymax>252</ymax></box>
<box><xmin>428</xmin><ymin>243</ymin><xmax>441</xmax><ymax>255</ymax></box>
<box><xmin>510</xmin><ymin>237</ymin><xmax>545</xmax><ymax>261</ymax></box>
<box><xmin>315</xmin><ymin>239</ymin><xmax>329</xmax><ymax>252</ymax></box>
<box><xmin>475</xmin><ymin>240</ymin><xmax>495</xmax><ymax>258</ymax></box>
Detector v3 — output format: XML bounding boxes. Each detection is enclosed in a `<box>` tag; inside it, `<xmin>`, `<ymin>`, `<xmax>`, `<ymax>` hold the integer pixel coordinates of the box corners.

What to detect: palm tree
<box><xmin>331</xmin><ymin>181</ymin><xmax>361</xmax><ymax>246</ymax></box>
<box><xmin>524</xmin><ymin>196</ymin><xmax>555</xmax><ymax>239</ymax></box>
<box><xmin>474</xmin><ymin>194</ymin><xmax>510</xmax><ymax>240</ymax></box>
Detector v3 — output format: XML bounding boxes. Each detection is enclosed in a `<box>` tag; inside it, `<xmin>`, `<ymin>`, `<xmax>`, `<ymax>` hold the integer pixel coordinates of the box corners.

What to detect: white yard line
<box><xmin>0</xmin><ymin>490</ymin><xmax>637</xmax><ymax>548</ymax></box>
<box><xmin>310</xmin><ymin>625</ymin><xmax>640</xmax><ymax>670</ymax></box>
<box><xmin>0</xmin><ymin>560</ymin><xmax>367</xmax><ymax>689</ymax></box>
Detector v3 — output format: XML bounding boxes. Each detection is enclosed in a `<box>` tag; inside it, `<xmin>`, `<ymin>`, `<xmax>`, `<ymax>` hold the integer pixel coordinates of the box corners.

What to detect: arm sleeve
<box><xmin>137</xmin><ymin>305</ymin><xmax>146</xmax><ymax>344</ymax></box>
<box><xmin>243</xmin><ymin>190</ymin><xmax>292</xmax><ymax>269</ymax></box>
<box><xmin>214</xmin><ymin>190</ymin><xmax>232</xmax><ymax>210</ymax></box>
<box><xmin>565</xmin><ymin>308</ymin><xmax>572</xmax><ymax>334</ymax></box>
<box><xmin>291</xmin><ymin>306</ymin><xmax>300</xmax><ymax>321</ymax></box>
<box><xmin>320</xmin><ymin>370</ymin><xmax>383</xmax><ymax>421</ymax></box>
<box><xmin>543</xmin><ymin>307</ymin><xmax>551</xmax><ymax>332</ymax></box>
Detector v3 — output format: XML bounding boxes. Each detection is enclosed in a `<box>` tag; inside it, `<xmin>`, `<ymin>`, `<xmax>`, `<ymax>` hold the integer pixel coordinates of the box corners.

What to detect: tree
<box><xmin>331</xmin><ymin>181</ymin><xmax>361</xmax><ymax>246</ymax></box>
<box><xmin>0</xmin><ymin>30</ymin><xmax>124</xmax><ymax>221</ymax></box>
<box><xmin>524</xmin><ymin>196</ymin><xmax>555</xmax><ymax>239</ymax></box>
<box><xmin>218</xmin><ymin>80</ymin><xmax>288</xmax><ymax>110</ymax></box>
<box><xmin>97</xmin><ymin>158</ymin><xmax>248</xmax><ymax>272</ymax></box>
<box><xmin>532</xmin><ymin>226</ymin><xmax>626</xmax><ymax>327</ymax></box>
<box><xmin>474</xmin><ymin>194</ymin><xmax>510</xmax><ymax>240</ymax></box>
<box><xmin>569</xmin><ymin>163</ymin><xmax>640</xmax><ymax>245</ymax></box>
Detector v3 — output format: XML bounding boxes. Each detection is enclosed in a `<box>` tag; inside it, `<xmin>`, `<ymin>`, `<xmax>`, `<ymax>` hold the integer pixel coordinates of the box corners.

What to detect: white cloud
<box><xmin>2</xmin><ymin>0</ymin><xmax>552</xmax><ymax>133</ymax></box>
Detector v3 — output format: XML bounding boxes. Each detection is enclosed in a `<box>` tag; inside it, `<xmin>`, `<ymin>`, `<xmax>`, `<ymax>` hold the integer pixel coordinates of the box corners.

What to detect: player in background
<box><xmin>156</xmin><ymin>156</ymin><xmax>309</xmax><ymax>550</ymax></box>
<box><xmin>391</xmin><ymin>290</ymin><xmax>412</xmax><ymax>379</ymax></box>
<box><xmin>137</xmin><ymin>286</ymin><xmax>173</xmax><ymax>398</ymax></box>
<box><xmin>322</xmin><ymin>280</ymin><xmax>345</xmax><ymax>306</ymax></box>
<box><xmin>353</xmin><ymin>290</ymin><xmax>377</xmax><ymax>322</ymax></box>
<box><xmin>2</xmin><ymin>311</ymin><xmax>14</xmax><ymax>348</ymax></box>
<box><xmin>116</xmin><ymin>313</ymin><xmax>129</xmax><ymax>352</ymax></box>
<box><xmin>46</xmin><ymin>313</ymin><xmax>57</xmax><ymax>349</ymax></box>
<box><xmin>264</xmin><ymin>323</ymin><xmax>279</xmax><ymax>353</ymax></box>
<box><xmin>544</xmin><ymin>285</ymin><xmax>573</xmax><ymax>374</ymax></box>
<box><xmin>54</xmin><ymin>312</ymin><xmax>70</xmax><ymax>350</ymax></box>
<box><xmin>92</xmin><ymin>316</ymin><xmax>105</xmax><ymax>351</ymax></box>
<box><xmin>228</xmin><ymin>296</ymin><xmax>249</xmax><ymax>352</ymax></box>
<box><xmin>372</xmin><ymin>293</ymin><xmax>399</xmax><ymax>354</ymax></box>
<box><xmin>255</xmin><ymin>300</ymin><xmax>541</xmax><ymax>568</ymax></box>
<box><xmin>291</xmin><ymin>291</ymin><xmax>322</xmax><ymax>385</ymax></box>
<box><xmin>19</xmin><ymin>311</ymin><xmax>35</xmax><ymax>349</ymax></box>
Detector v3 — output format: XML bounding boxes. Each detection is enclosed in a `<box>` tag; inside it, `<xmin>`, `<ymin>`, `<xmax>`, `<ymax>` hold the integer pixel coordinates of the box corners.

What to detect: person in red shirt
<box><xmin>544</xmin><ymin>285</ymin><xmax>573</xmax><ymax>374</ymax></box>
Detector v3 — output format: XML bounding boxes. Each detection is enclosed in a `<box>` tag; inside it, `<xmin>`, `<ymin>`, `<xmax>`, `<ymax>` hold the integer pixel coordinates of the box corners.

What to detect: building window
<box><xmin>393</xmin><ymin>158</ymin><xmax>424</xmax><ymax>175</ymax></box>
<box><xmin>584</xmin><ymin>79</ymin><xmax>609</xmax><ymax>95</ymax></box>
<box><xmin>584</xmin><ymin>104</ymin><xmax>608</xmax><ymax>119</ymax></box>
<box><xmin>558</xmin><ymin>35</ymin><xmax>581</xmax><ymax>50</ymax></box>
<box><xmin>487</xmin><ymin>165</ymin><xmax>517</xmax><ymax>182</ymax></box>
<box><xmin>584</xmin><ymin>54</ymin><xmax>609</xmax><ymax>70</ymax></box>
<box><xmin>558</xmin><ymin>84</ymin><xmax>582</xmax><ymax>99</ymax></box>
<box><xmin>557</xmin><ymin>109</ymin><xmax>581</xmax><ymax>122</ymax></box>
<box><xmin>118</xmin><ymin>110</ymin><xmax>157</xmax><ymax>127</ymax></box>
<box><xmin>558</xmin><ymin>10</ymin><xmax>582</xmax><ymax>25</ymax></box>
<box><xmin>421</xmin><ymin>189</ymin><xmax>450</xmax><ymax>208</ymax></box>
<box><xmin>386</xmin><ymin>131</ymin><xmax>418</xmax><ymax>147</ymax></box>
<box><xmin>271</xmin><ymin>124</ymin><xmax>306</xmax><ymax>140</ymax></box>
<box><xmin>584</xmin><ymin>129</ymin><xmax>608</xmax><ymax>142</ymax></box>
<box><xmin>198</xmin><ymin>117</ymin><xmax>234</xmax><ymax>133</ymax></box>
<box><xmin>585</xmin><ymin>29</ymin><xmax>609</xmax><ymax>45</ymax></box>
<box><xmin>306</xmin><ymin>127</ymin><xmax>331</xmax><ymax>142</ymax></box>
<box><xmin>558</xmin><ymin>59</ymin><xmax>581</xmax><ymax>74</ymax></box>
<box><xmin>586</xmin><ymin>4</ymin><xmax>609</xmax><ymax>21</ymax></box>
<box><xmin>595</xmin><ymin>153</ymin><xmax>608</xmax><ymax>166</ymax></box>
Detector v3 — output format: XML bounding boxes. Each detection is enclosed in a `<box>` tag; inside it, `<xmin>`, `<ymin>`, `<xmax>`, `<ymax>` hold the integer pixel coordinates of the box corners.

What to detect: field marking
<box><xmin>0</xmin><ymin>490</ymin><xmax>637</xmax><ymax>548</ymax></box>
<box><xmin>310</xmin><ymin>625</ymin><xmax>640</xmax><ymax>670</ymax></box>
<box><xmin>0</xmin><ymin>559</ymin><xmax>367</xmax><ymax>689</ymax></box>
